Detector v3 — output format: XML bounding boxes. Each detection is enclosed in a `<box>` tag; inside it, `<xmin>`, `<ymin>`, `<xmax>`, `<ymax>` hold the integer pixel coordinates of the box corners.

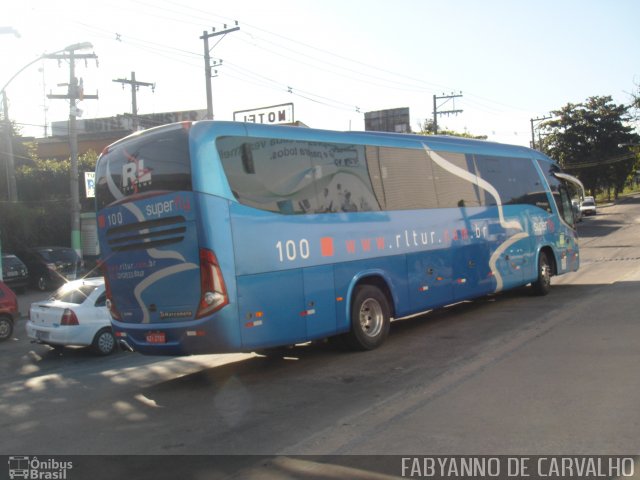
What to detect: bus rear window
<box><xmin>95</xmin><ymin>125</ymin><xmax>192</xmax><ymax>209</ymax></box>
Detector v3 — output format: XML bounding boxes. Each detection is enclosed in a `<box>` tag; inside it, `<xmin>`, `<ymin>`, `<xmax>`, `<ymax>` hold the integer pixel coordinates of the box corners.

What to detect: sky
<box><xmin>1</xmin><ymin>0</ymin><xmax>639</xmax><ymax>147</ymax></box>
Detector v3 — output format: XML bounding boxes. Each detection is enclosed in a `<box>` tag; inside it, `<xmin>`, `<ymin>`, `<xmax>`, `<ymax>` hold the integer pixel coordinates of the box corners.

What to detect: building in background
<box><xmin>37</xmin><ymin>109</ymin><xmax>207</xmax><ymax>160</ymax></box>
<box><xmin>364</xmin><ymin>107</ymin><xmax>411</xmax><ymax>133</ymax></box>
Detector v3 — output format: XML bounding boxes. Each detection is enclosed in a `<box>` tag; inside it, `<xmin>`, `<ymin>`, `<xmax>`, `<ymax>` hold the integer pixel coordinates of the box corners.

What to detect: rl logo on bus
<box><xmin>122</xmin><ymin>158</ymin><xmax>152</xmax><ymax>191</ymax></box>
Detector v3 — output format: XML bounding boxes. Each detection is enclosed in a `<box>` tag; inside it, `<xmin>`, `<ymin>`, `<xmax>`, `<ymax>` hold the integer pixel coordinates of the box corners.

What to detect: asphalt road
<box><xmin>2</xmin><ymin>196</ymin><xmax>640</xmax><ymax>478</ymax></box>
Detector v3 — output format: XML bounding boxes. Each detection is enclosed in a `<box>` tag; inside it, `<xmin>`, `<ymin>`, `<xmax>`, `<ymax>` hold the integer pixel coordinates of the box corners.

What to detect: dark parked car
<box><xmin>1</xmin><ymin>254</ymin><xmax>29</xmax><ymax>292</ymax></box>
<box><xmin>0</xmin><ymin>280</ymin><xmax>19</xmax><ymax>341</ymax></box>
<box><xmin>17</xmin><ymin>247</ymin><xmax>85</xmax><ymax>292</ymax></box>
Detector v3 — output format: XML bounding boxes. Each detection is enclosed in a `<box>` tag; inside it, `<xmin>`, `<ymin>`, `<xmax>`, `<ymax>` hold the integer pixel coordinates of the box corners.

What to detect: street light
<box><xmin>64</xmin><ymin>42</ymin><xmax>93</xmax><ymax>52</ymax></box>
<box><xmin>2</xmin><ymin>42</ymin><xmax>94</xmax><ymax>202</ymax></box>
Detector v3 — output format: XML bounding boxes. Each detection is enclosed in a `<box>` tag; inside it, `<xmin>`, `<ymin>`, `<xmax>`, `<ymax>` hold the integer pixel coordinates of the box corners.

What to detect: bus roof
<box><xmin>104</xmin><ymin>120</ymin><xmax>556</xmax><ymax>165</ymax></box>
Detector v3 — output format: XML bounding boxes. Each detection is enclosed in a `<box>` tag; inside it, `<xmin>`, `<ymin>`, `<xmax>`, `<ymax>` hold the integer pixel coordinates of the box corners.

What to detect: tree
<box><xmin>16</xmin><ymin>150</ymin><xmax>98</xmax><ymax>202</ymax></box>
<box><xmin>0</xmin><ymin>118</ymin><xmax>36</xmax><ymax>200</ymax></box>
<box><xmin>540</xmin><ymin>96</ymin><xmax>639</xmax><ymax>198</ymax></box>
<box><xmin>417</xmin><ymin>119</ymin><xmax>487</xmax><ymax>140</ymax></box>
<box><xmin>0</xmin><ymin>150</ymin><xmax>99</xmax><ymax>251</ymax></box>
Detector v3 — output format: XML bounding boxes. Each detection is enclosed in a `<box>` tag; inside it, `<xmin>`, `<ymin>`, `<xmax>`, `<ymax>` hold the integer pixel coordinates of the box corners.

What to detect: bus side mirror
<box><xmin>241</xmin><ymin>143</ymin><xmax>255</xmax><ymax>174</ymax></box>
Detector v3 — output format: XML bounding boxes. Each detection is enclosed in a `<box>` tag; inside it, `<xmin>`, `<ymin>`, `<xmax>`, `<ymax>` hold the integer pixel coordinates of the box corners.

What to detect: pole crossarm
<box><xmin>200</xmin><ymin>26</ymin><xmax>240</xmax><ymax>44</ymax></box>
<box><xmin>432</xmin><ymin>92</ymin><xmax>463</xmax><ymax>135</ymax></box>
<box><xmin>113</xmin><ymin>72</ymin><xmax>155</xmax><ymax>130</ymax></box>
<box><xmin>530</xmin><ymin>115</ymin><xmax>552</xmax><ymax>150</ymax></box>
<box><xmin>42</xmin><ymin>53</ymin><xmax>98</xmax><ymax>61</ymax></box>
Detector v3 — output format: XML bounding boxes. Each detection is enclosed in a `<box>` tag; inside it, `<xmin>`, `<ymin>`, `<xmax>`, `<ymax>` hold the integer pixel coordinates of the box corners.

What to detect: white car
<box><xmin>26</xmin><ymin>277</ymin><xmax>116</xmax><ymax>355</ymax></box>
<box><xmin>580</xmin><ymin>196</ymin><xmax>597</xmax><ymax>216</ymax></box>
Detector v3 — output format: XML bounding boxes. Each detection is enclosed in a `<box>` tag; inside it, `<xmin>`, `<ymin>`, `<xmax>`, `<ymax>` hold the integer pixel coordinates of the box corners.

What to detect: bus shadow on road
<box><xmin>140</xmin><ymin>282</ymin><xmax>606</xmax><ymax>397</ymax></box>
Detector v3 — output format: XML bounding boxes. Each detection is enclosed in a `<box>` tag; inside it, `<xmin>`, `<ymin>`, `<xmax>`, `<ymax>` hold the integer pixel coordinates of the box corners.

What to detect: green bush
<box><xmin>0</xmin><ymin>200</ymin><xmax>70</xmax><ymax>252</ymax></box>
<box><xmin>1</xmin><ymin>150</ymin><xmax>98</xmax><ymax>253</ymax></box>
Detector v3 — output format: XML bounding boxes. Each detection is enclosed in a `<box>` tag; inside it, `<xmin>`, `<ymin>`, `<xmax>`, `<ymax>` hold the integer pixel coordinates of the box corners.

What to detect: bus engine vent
<box><xmin>106</xmin><ymin>215</ymin><xmax>187</xmax><ymax>252</ymax></box>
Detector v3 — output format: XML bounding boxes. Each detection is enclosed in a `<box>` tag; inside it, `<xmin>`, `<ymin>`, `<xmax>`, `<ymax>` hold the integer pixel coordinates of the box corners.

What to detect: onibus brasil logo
<box><xmin>8</xmin><ymin>456</ymin><xmax>73</xmax><ymax>479</ymax></box>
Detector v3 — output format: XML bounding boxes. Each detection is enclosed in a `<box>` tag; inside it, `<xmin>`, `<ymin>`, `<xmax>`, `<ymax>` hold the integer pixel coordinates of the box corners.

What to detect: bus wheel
<box><xmin>531</xmin><ymin>251</ymin><xmax>552</xmax><ymax>296</ymax></box>
<box><xmin>346</xmin><ymin>285</ymin><xmax>391</xmax><ymax>350</ymax></box>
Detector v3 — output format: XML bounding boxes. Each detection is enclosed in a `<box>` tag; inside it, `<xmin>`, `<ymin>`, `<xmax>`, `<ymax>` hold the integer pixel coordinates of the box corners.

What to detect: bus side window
<box><xmin>431</xmin><ymin>152</ymin><xmax>482</xmax><ymax>208</ymax></box>
<box><xmin>378</xmin><ymin>147</ymin><xmax>438</xmax><ymax>210</ymax></box>
<box><xmin>308</xmin><ymin>143</ymin><xmax>379</xmax><ymax>214</ymax></box>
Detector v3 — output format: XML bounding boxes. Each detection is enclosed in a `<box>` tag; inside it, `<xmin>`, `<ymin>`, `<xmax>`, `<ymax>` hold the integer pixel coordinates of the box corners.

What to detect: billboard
<box><xmin>364</xmin><ymin>107</ymin><xmax>411</xmax><ymax>133</ymax></box>
<box><xmin>84</xmin><ymin>172</ymin><xmax>95</xmax><ymax>198</ymax></box>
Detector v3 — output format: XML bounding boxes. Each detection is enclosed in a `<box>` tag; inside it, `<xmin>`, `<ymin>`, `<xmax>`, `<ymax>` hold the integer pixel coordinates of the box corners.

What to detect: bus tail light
<box><xmin>196</xmin><ymin>248</ymin><xmax>229</xmax><ymax>319</ymax></box>
<box><xmin>99</xmin><ymin>261</ymin><xmax>121</xmax><ymax>321</ymax></box>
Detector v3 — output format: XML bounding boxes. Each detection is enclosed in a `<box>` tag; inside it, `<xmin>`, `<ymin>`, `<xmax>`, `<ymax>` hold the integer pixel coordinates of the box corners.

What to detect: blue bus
<box><xmin>95</xmin><ymin>121</ymin><xmax>580</xmax><ymax>355</ymax></box>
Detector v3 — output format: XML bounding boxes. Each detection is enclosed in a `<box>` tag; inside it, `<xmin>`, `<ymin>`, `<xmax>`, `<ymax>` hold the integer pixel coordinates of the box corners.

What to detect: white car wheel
<box><xmin>92</xmin><ymin>328</ymin><xmax>116</xmax><ymax>355</ymax></box>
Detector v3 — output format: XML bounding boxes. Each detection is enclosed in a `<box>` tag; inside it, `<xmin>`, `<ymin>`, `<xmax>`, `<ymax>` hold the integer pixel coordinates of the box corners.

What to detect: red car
<box><xmin>0</xmin><ymin>280</ymin><xmax>19</xmax><ymax>341</ymax></box>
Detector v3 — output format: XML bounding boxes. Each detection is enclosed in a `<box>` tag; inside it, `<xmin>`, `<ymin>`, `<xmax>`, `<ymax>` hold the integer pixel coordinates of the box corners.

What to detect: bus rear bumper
<box><xmin>112</xmin><ymin>317</ymin><xmax>241</xmax><ymax>355</ymax></box>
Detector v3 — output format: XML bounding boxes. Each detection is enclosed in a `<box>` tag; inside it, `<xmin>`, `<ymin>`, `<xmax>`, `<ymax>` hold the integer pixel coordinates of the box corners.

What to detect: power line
<box><xmin>74</xmin><ymin>23</ymin><xmax>368</xmax><ymax>118</ymax></box>
<box><xmin>564</xmin><ymin>152</ymin><xmax>638</xmax><ymax>169</ymax></box>
<box><xmin>72</xmin><ymin>18</ymin><xmax>482</xmax><ymax>124</ymax></box>
<box><xmin>64</xmin><ymin>10</ymin><xmax>538</xmax><ymax>135</ymax></box>
<box><xmin>63</xmin><ymin>4</ymin><xmax>538</xmax><ymax>119</ymax></box>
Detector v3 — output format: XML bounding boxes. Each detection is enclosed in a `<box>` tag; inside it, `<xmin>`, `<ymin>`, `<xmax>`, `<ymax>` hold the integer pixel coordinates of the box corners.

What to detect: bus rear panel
<box><xmin>96</xmin><ymin>123</ymin><xmax>240</xmax><ymax>354</ymax></box>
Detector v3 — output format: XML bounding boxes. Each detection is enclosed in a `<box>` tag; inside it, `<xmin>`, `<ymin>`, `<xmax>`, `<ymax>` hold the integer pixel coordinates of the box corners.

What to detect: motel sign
<box><xmin>233</xmin><ymin>103</ymin><xmax>294</xmax><ymax>125</ymax></box>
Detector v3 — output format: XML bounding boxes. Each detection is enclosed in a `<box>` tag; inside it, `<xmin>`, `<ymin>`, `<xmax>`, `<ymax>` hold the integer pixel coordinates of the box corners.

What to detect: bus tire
<box><xmin>531</xmin><ymin>251</ymin><xmax>552</xmax><ymax>296</ymax></box>
<box><xmin>346</xmin><ymin>284</ymin><xmax>391</xmax><ymax>350</ymax></box>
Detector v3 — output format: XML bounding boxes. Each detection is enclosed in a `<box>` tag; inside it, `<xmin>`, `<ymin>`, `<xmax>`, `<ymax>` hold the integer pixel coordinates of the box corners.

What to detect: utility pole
<box><xmin>45</xmin><ymin>43</ymin><xmax>98</xmax><ymax>259</ymax></box>
<box><xmin>200</xmin><ymin>22</ymin><xmax>239</xmax><ymax>120</ymax></box>
<box><xmin>1</xmin><ymin>91</ymin><xmax>17</xmax><ymax>201</ymax></box>
<box><xmin>530</xmin><ymin>115</ymin><xmax>552</xmax><ymax>150</ymax></box>
<box><xmin>433</xmin><ymin>92</ymin><xmax>463</xmax><ymax>134</ymax></box>
<box><xmin>113</xmin><ymin>72</ymin><xmax>155</xmax><ymax>131</ymax></box>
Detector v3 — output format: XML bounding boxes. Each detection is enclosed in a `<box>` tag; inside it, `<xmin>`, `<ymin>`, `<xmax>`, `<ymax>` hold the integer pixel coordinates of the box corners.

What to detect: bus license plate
<box><xmin>146</xmin><ymin>332</ymin><xmax>166</xmax><ymax>344</ymax></box>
